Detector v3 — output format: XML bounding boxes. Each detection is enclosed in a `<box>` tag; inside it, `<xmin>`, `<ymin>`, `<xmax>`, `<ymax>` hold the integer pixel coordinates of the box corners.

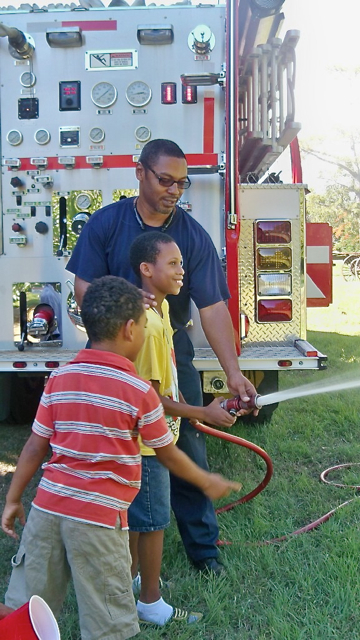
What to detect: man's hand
<box><xmin>2</xmin><ymin>501</ymin><xmax>26</xmax><ymax>540</ymax></box>
<box><xmin>226</xmin><ymin>370</ymin><xmax>259</xmax><ymax>416</ymax></box>
<box><xmin>201</xmin><ymin>473</ymin><xmax>242</xmax><ymax>500</ymax></box>
<box><xmin>140</xmin><ymin>289</ymin><xmax>157</xmax><ymax>309</ymax></box>
<box><xmin>202</xmin><ymin>398</ymin><xmax>236</xmax><ymax>428</ymax></box>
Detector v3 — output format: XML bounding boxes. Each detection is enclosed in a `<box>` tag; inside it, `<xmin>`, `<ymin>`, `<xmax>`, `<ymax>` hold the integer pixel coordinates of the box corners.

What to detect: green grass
<box><xmin>1</xmin><ymin>261</ymin><xmax>360</xmax><ymax>639</ymax></box>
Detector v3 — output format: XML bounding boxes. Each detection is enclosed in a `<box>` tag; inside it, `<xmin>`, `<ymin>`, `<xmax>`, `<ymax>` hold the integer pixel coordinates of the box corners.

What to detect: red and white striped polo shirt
<box><xmin>32</xmin><ymin>349</ymin><xmax>173</xmax><ymax>528</ymax></box>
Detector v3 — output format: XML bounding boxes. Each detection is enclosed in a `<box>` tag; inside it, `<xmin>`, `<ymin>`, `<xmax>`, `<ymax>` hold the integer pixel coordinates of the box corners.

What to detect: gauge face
<box><xmin>135</xmin><ymin>125</ymin><xmax>151</xmax><ymax>142</ymax></box>
<box><xmin>20</xmin><ymin>71</ymin><xmax>36</xmax><ymax>87</ymax></box>
<box><xmin>91</xmin><ymin>82</ymin><xmax>117</xmax><ymax>108</ymax></box>
<box><xmin>34</xmin><ymin>129</ymin><xmax>51</xmax><ymax>145</ymax></box>
<box><xmin>7</xmin><ymin>129</ymin><xmax>23</xmax><ymax>146</ymax></box>
<box><xmin>89</xmin><ymin>127</ymin><xmax>105</xmax><ymax>143</ymax></box>
<box><xmin>75</xmin><ymin>193</ymin><xmax>92</xmax><ymax>210</ymax></box>
<box><xmin>126</xmin><ymin>81</ymin><xmax>152</xmax><ymax>107</ymax></box>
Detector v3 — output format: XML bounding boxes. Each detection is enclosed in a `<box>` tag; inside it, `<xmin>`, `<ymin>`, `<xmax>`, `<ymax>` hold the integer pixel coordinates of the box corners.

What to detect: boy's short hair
<box><xmin>130</xmin><ymin>232</ymin><xmax>175</xmax><ymax>279</ymax></box>
<box><xmin>139</xmin><ymin>139</ymin><xmax>186</xmax><ymax>168</ymax></box>
<box><xmin>81</xmin><ymin>276</ymin><xmax>143</xmax><ymax>343</ymax></box>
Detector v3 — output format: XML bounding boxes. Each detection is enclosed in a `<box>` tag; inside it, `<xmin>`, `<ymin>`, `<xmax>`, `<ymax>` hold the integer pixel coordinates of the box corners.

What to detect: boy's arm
<box><xmin>154</xmin><ymin>441</ymin><xmax>241</xmax><ymax>500</ymax></box>
<box><xmin>2</xmin><ymin>432</ymin><xmax>50</xmax><ymax>539</ymax></box>
<box><xmin>151</xmin><ymin>380</ymin><xmax>235</xmax><ymax>428</ymax></box>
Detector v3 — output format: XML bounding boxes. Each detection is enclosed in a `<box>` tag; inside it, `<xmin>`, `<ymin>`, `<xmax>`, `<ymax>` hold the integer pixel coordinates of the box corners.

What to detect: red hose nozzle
<box><xmin>220</xmin><ymin>394</ymin><xmax>262</xmax><ymax>414</ymax></box>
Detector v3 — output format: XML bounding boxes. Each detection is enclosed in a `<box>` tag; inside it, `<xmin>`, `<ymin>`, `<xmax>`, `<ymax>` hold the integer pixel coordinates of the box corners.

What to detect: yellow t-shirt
<box><xmin>134</xmin><ymin>300</ymin><xmax>181</xmax><ymax>456</ymax></box>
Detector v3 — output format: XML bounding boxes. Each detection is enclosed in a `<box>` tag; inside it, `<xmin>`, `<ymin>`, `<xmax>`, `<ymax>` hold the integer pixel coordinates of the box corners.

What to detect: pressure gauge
<box><xmin>34</xmin><ymin>129</ymin><xmax>51</xmax><ymax>145</ymax></box>
<box><xmin>6</xmin><ymin>129</ymin><xmax>23</xmax><ymax>146</ymax></box>
<box><xmin>20</xmin><ymin>71</ymin><xmax>36</xmax><ymax>87</ymax></box>
<box><xmin>135</xmin><ymin>125</ymin><xmax>151</xmax><ymax>143</ymax></box>
<box><xmin>89</xmin><ymin>127</ymin><xmax>105</xmax><ymax>143</ymax></box>
<box><xmin>91</xmin><ymin>82</ymin><xmax>117</xmax><ymax>108</ymax></box>
<box><xmin>75</xmin><ymin>193</ymin><xmax>92</xmax><ymax>210</ymax></box>
<box><xmin>125</xmin><ymin>81</ymin><xmax>152</xmax><ymax>107</ymax></box>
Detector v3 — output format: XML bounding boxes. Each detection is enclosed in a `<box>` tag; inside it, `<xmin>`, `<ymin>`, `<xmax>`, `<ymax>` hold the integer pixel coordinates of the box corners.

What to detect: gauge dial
<box><xmin>34</xmin><ymin>129</ymin><xmax>51</xmax><ymax>145</ymax></box>
<box><xmin>126</xmin><ymin>81</ymin><xmax>152</xmax><ymax>107</ymax></box>
<box><xmin>91</xmin><ymin>82</ymin><xmax>117</xmax><ymax>108</ymax></box>
<box><xmin>7</xmin><ymin>129</ymin><xmax>23</xmax><ymax>146</ymax></box>
<box><xmin>89</xmin><ymin>127</ymin><xmax>105</xmax><ymax>143</ymax></box>
<box><xmin>135</xmin><ymin>125</ymin><xmax>151</xmax><ymax>142</ymax></box>
<box><xmin>75</xmin><ymin>193</ymin><xmax>92</xmax><ymax>210</ymax></box>
<box><xmin>20</xmin><ymin>71</ymin><xmax>36</xmax><ymax>87</ymax></box>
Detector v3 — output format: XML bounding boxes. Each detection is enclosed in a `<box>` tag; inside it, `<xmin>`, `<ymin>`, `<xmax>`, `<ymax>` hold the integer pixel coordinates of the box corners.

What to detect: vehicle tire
<box><xmin>8</xmin><ymin>374</ymin><xmax>45</xmax><ymax>425</ymax></box>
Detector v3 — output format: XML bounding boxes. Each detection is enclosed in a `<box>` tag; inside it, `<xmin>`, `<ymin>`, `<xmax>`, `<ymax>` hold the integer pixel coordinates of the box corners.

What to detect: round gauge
<box><xmin>6</xmin><ymin>129</ymin><xmax>23</xmax><ymax>146</ymax></box>
<box><xmin>89</xmin><ymin>127</ymin><xmax>105</xmax><ymax>143</ymax></box>
<box><xmin>91</xmin><ymin>82</ymin><xmax>117</xmax><ymax>108</ymax></box>
<box><xmin>75</xmin><ymin>193</ymin><xmax>92</xmax><ymax>210</ymax></box>
<box><xmin>135</xmin><ymin>125</ymin><xmax>151</xmax><ymax>143</ymax></box>
<box><xmin>20</xmin><ymin>71</ymin><xmax>36</xmax><ymax>88</ymax></box>
<box><xmin>34</xmin><ymin>129</ymin><xmax>51</xmax><ymax>145</ymax></box>
<box><xmin>126</xmin><ymin>81</ymin><xmax>152</xmax><ymax>107</ymax></box>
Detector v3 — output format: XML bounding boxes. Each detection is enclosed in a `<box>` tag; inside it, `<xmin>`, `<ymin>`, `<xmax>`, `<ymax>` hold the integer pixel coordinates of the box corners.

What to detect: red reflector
<box><xmin>45</xmin><ymin>361</ymin><xmax>60</xmax><ymax>369</ymax></box>
<box><xmin>256</xmin><ymin>220</ymin><xmax>291</xmax><ymax>244</ymax></box>
<box><xmin>161</xmin><ymin>82</ymin><xmax>177</xmax><ymax>104</ymax></box>
<box><xmin>257</xmin><ymin>299</ymin><xmax>292</xmax><ymax>322</ymax></box>
<box><xmin>13</xmin><ymin>362</ymin><xmax>27</xmax><ymax>369</ymax></box>
<box><xmin>277</xmin><ymin>360</ymin><xmax>293</xmax><ymax>367</ymax></box>
<box><xmin>182</xmin><ymin>84</ymin><xmax>197</xmax><ymax>104</ymax></box>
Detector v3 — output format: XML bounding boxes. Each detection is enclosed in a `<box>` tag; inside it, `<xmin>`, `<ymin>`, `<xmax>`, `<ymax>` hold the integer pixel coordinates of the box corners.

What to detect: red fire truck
<box><xmin>0</xmin><ymin>0</ymin><xmax>332</xmax><ymax>423</ymax></box>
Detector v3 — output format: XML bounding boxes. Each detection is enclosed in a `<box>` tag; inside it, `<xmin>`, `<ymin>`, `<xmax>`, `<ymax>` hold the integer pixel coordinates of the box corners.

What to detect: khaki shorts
<box><xmin>5</xmin><ymin>507</ymin><xmax>139</xmax><ymax>640</ymax></box>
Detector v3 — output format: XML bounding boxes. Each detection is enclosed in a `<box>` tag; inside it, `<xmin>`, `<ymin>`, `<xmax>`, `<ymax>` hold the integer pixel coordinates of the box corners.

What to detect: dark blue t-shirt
<box><xmin>66</xmin><ymin>197</ymin><xmax>229</xmax><ymax>330</ymax></box>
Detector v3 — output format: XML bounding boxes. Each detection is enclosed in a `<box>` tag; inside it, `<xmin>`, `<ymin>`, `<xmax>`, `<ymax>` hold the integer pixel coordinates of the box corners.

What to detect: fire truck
<box><xmin>0</xmin><ymin>0</ymin><xmax>332</xmax><ymax>423</ymax></box>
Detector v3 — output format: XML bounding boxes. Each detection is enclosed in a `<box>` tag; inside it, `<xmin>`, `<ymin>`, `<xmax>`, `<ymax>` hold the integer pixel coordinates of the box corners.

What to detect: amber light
<box><xmin>161</xmin><ymin>83</ymin><xmax>177</xmax><ymax>104</ymax></box>
<box><xmin>257</xmin><ymin>299</ymin><xmax>292</xmax><ymax>322</ymax></box>
<box><xmin>256</xmin><ymin>220</ymin><xmax>291</xmax><ymax>244</ymax></box>
<box><xmin>256</xmin><ymin>247</ymin><xmax>292</xmax><ymax>271</ymax></box>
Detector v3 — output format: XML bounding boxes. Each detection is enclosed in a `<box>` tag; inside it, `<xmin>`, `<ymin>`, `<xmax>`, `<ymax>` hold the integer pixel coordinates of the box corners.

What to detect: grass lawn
<box><xmin>1</xmin><ymin>260</ymin><xmax>360</xmax><ymax>639</ymax></box>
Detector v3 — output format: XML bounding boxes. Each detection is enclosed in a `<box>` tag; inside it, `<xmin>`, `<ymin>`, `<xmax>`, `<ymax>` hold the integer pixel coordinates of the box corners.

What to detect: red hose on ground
<box><xmin>193</xmin><ymin>421</ymin><xmax>273</xmax><ymax>513</ymax></box>
<box><xmin>194</xmin><ymin>422</ymin><xmax>359</xmax><ymax>543</ymax></box>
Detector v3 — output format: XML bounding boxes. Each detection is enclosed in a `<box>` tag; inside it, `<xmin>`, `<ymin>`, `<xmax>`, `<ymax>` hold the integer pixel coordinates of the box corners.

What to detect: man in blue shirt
<box><xmin>66</xmin><ymin>139</ymin><xmax>257</xmax><ymax>575</ymax></box>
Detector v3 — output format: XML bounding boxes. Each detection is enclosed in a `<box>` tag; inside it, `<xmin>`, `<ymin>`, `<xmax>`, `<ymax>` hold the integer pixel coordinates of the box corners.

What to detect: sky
<box><xmin>3</xmin><ymin>0</ymin><xmax>360</xmax><ymax>190</ymax></box>
<box><xmin>276</xmin><ymin>0</ymin><xmax>360</xmax><ymax>190</ymax></box>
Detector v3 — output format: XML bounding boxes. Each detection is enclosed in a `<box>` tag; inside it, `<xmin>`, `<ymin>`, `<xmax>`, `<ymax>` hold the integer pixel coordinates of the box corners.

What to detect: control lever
<box><xmin>18</xmin><ymin>290</ymin><xmax>28</xmax><ymax>351</ymax></box>
<box><xmin>56</xmin><ymin>196</ymin><xmax>67</xmax><ymax>256</ymax></box>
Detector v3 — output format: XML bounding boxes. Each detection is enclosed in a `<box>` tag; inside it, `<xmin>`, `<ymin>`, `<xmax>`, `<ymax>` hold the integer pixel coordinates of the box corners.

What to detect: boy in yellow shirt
<box><xmin>128</xmin><ymin>232</ymin><xmax>237</xmax><ymax>626</ymax></box>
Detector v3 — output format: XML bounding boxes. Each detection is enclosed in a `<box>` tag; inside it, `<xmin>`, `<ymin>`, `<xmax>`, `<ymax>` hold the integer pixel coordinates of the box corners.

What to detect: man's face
<box><xmin>147</xmin><ymin>241</ymin><xmax>184</xmax><ymax>297</ymax></box>
<box><xmin>138</xmin><ymin>155</ymin><xmax>188</xmax><ymax>216</ymax></box>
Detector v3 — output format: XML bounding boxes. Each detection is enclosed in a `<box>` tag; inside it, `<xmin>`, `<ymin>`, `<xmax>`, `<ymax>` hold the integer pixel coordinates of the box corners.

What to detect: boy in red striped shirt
<box><xmin>1</xmin><ymin>276</ymin><xmax>240</xmax><ymax>640</ymax></box>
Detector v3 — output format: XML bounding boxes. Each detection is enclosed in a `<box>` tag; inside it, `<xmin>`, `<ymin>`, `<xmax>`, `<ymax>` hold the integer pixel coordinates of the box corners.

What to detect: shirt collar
<box><xmin>73</xmin><ymin>349</ymin><xmax>137</xmax><ymax>374</ymax></box>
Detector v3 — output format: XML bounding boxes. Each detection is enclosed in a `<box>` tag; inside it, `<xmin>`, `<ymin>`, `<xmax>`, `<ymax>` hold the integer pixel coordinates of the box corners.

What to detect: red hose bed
<box><xmin>193</xmin><ymin>421</ymin><xmax>273</xmax><ymax>513</ymax></box>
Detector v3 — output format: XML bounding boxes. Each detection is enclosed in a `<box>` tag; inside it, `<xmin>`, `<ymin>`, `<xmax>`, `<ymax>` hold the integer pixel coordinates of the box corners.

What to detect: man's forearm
<box><xmin>199</xmin><ymin>301</ymin><xmax>240</xmax><ymax>376</ymax></box>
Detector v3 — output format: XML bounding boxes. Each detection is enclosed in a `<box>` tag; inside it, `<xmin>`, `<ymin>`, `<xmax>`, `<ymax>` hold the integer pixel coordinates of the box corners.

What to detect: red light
<box><xmin>256</xmin><ymin>220</ymin><xmax>292</xmax><ymax>244</ymax></box>
<box><xmin>257</xmin><ymin>299</ymin><xmax>292</xmax><ymax>322</ymax></box>
<box><xmin>161</xmin><ymin>82</ymin><xmax>177</xmax><ymax>104</ymax></box>
<box><xmin>13</xmin><ymin>362</ymin><xmax>27</xmax><ymax>369</ymax></box>
<box><xmin>182</xmin><ymin>84</ymin><xmax>197</xmax><ymax>104</ymax></box>
<box><xmin>277</xmin><ymin>360</ymin><xmax>293</xmax><ymax>367</ymax></box>
<box><xmin>45</xmin><ymin>361</ymin><xmax>60</xmax><ymax>369</ymax></box>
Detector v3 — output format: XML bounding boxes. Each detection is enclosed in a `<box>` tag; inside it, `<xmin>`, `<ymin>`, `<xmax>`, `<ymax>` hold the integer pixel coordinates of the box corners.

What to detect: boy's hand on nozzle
<box><xmin>203</xmin><ymin>397</ymin><xmax>236</xmax><ymax>428</ymax></box>
<box><xmin>201</xmin><ymin>473</ymin><xmax>242</xmax><ymax>500</ymax></box>
<box><xmin>1</xmin><ymin>502</ymin><xmax>26</xmax><ymax>540</ymax></box>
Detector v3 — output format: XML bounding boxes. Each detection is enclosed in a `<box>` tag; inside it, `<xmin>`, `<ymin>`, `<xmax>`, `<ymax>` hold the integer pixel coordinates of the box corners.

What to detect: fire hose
<box><xmin>195</xmin><ymin>395</ymin><xmax>360</xmax><ymax>544</ymax></box>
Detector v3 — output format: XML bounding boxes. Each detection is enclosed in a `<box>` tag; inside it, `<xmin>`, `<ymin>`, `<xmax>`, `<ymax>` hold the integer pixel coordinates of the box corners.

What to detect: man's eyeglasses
<box><xmin>146</xmin><ymin>165</ymin><xmax>191</xmax><ymax>190</ymax></box>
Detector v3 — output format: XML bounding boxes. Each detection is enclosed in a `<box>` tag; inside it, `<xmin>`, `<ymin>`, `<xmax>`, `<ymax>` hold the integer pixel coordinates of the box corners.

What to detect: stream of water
<box><xmin>257</xmin><ymin>374</ymin><xmax>360</xmax><ymax>407</ymax></box>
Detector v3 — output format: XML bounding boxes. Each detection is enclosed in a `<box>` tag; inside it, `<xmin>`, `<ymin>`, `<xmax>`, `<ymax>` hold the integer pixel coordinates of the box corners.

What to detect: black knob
<box><xmin>35</xmin><ymin>221</ymin><xmax>49</xmax><ymax>234</ymax></box>
<box><xmin>10</xmin><ymin>177</ymin><xmax>24</xmax><ymax>188</ymax></box>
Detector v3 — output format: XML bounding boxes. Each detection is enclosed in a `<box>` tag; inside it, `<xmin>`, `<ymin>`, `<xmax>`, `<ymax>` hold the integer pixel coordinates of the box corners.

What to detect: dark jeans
<box><xmin>171</xmin><ymin>329</ymin><xmax>219</xmax><ymax>563</ymax></box>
